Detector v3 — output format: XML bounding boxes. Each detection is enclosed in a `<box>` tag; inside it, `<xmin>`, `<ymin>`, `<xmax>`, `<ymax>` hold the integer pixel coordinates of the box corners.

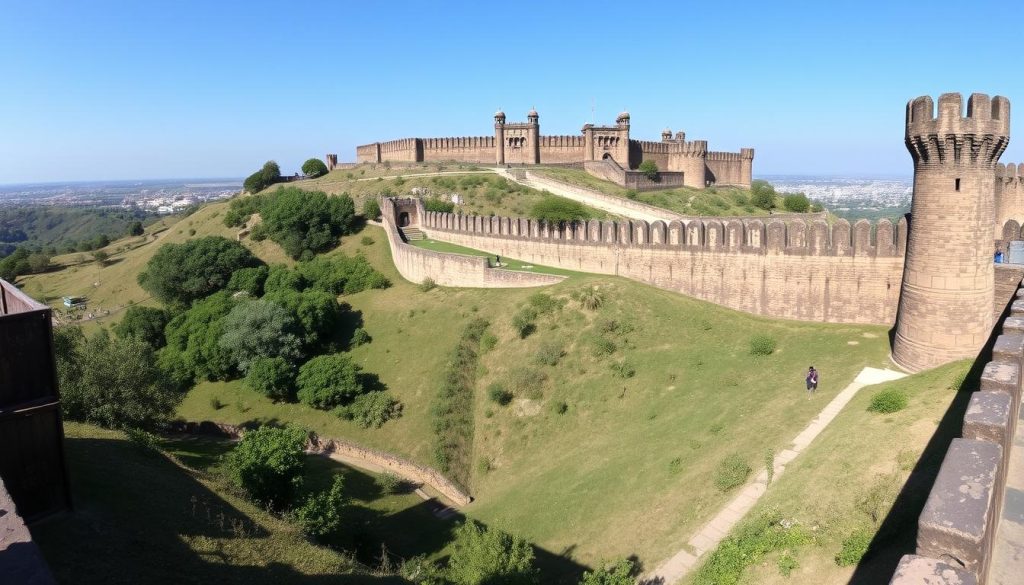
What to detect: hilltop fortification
<box><xmin>340</xmin><ymin>109</ymin><xmax>753</xmax><ymax>190</ymax></box>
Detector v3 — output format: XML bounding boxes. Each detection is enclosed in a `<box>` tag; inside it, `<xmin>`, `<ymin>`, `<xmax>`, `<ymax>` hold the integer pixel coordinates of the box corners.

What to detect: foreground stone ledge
<box><xmin>918</xmin><ymin>438</ymin><xmax>1002</xmax><ymax>579</ymax></box>
<box><xmin>889</xmin><ymin>554</ymin><xmax>977</xmax><ymax>585</ymax></box>
<box><xmin>981</xmin><ymin>361</ymin><xmax>1020</xmax><ymax>396</ymax></box>
<box><xmin>992</xmin><ymin>334</ymin><xmax>1024</xmax><ymax>368</ymax></box>
<box><xmin>1001</xmin><ymin>315</ymin><xmax>1024</xmax><ymax>334</ymax></box>
<box><xmin>1011</xmin><ymin>299</ymin><xmax>1024</xmax><ymax>317</ymax></box>
<box><xmin>963</xmin><ymin>391</ymin><xmax>1013</xmax><ymax>449</ymax></box>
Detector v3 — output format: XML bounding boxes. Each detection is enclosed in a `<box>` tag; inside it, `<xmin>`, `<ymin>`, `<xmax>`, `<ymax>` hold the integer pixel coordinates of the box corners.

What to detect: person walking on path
<box><xmin>805</xmin><ymin>366</ymin><xmax>818</xmax><ymax>398</ymax></box>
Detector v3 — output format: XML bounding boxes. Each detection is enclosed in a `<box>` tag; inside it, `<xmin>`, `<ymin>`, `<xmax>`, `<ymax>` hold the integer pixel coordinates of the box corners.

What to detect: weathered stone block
<box><xmin>980</xmin><ymin>361</ymin><xmax>1020</xmax><ymax>395</ymax></box>
<box><xmin>917</xmin><ymin>438</ymin><xmax>1002</xmax><ymax>579</ymax></box>
<box><xmin>963</xmin><ymin>391</ymin><xmax>1012</xmax><ymax>447</ymax></box>
<box><xmin>888</xmin><ymin>554</ymin><xmax>976</xmax><ymax>585</ymax></box>
<box><xmin>1011</xmin><ymin>299</ymin><xmax>1024</xmax><ymax>317</ymax></box>
<box><xmin>1002</xmin><ymin>316</ymin><xmax>1024</xmax><ymax>334</ymax></box>
<box><xmin>993</xmin><ymin>334</ymin><xmax>1024</xmax><ymax>367</ymax></box>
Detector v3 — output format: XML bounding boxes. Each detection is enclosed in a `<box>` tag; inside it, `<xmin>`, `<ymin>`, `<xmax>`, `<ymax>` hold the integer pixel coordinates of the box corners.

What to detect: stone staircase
<box><xmin>401</xmin><ymin>226</ymin><xmax>426</xmax><ymax>241</ymax></box>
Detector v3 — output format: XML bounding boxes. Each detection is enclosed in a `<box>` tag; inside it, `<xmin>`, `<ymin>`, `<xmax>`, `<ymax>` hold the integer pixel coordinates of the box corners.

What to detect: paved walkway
<box><xmin>644</xmin><ymin>366</ymin><xmax>908</xmax><ymax>584</ymax></box>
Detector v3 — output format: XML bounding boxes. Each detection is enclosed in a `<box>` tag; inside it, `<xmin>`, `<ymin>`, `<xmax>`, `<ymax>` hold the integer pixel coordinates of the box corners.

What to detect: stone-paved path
<box><xmin>643</xmin><ymin>366</ymin><xmax>908</xmax><ymax>584</ymax></box>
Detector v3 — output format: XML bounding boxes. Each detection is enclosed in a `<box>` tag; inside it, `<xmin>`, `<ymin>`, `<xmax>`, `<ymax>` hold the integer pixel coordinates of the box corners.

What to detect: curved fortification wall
<box><xmin>423</xmin><ymin>210</ymin><xmax>907</xmax><ymax>325</ymax></box>
<box><xmin>380</xmin><ymin>198</ymin><xmax>564</xmax><ymax>289</ymax></box>
<box><xmin>996</xmin><ymin>162</ymin><xmax>1024</xmax><ymax>238</ymax></box>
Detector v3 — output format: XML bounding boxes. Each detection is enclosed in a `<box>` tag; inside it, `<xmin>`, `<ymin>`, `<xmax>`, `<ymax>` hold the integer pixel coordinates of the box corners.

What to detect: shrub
<box><xmin>550</xmin><ymin>400</ymin><xmax>568</xmax><ymax>415</ymax></box>
<box><xmin>91</xmin><ymin>250</ymin><xmax>109</xmax><ymax>266</ymax></box>
<box><xmin>783</xmin><ymin>193</ymin><xmax>811</xmax><ymax>212</ymax></box>
<box><xmin>749</xmin><ymin>334</ymin><xmax>777</xmax><ymax>356</ymax></box>
<box><xmin>209</xmin><ymin>397</ymin><xmax>224</xmax><ymax>410</ymax></box>
<box><xmin>507</xmin><ymin>367</ymin><xmax>545</xmax><ymax>396</ymax></box>
<box><xmin>419</xmin><ymin>277</ymin><xmax>437</xmax><ymax>292</ymax></box>
<box><xmin>296</xmin><ymin>254</ymin><xmax>390</xmax><ymax>295</ymax></box>
<box><xmin>261</xmin><ymin>160</ymin><xmax>281</xmax><ymax>186</ymax></box>
<box><xmin>158</xmin><ymin>291</ymin><xmax>237</xmax><ymax>384</ymax></box>
<box><xmin>295</xmin><ymin>474</ymin><xmax>345</xmax><ymax>539</ymax></box>
<box><xmin>511</xmin><ymin>307</ymin><xmax>538</xmax><ymax>339</ymax></box>
<box><xmin>530</xmin><ymin>196</ymin><xmax>590</xmax><ymax>223</ymax></box>
<box><xmin>265</xmin><ymin>288</ymin><xmax>347</xmax><ymax>351</ymax></box>
<box><xmin>258</xmin><ymin>188</ymin><xmax>356</xmax><ymax>259</ymax></box>
<box><xmin>137</xmin><ymin>236</ymin><xmax>258</xmax><ymax>307</ymax></box>
<box><xmin>714</xmin><ymin>454</ymin><xmax>751</xmax><ymax>492</ymax></box>
<box><xmin>376</xmin><ymin>472</ymin><xmax>402</xmax><ymax>495</ymax></box>
<box><xmin>487</xmin><ymin>383</ymin><xmax>513</xmax><ymax>406</ymax></box>
<box><xmin>446</xmin><ymin>520</ymin><xmax>536</xmax><ymax>585</ymax></box>
<box><xmin>638</xmin><ymin>160</ymin><xmax>659</xmax><ymax>180</ymax></box>
<box><xmin>243</xmin><ymin>170</ymin><xmax>266</xmax><ymax>194</ymax></box>
<box><xmin>351</xmin><ymin>327</ymin><xmax>371</xmax><ymax>347</ymax></box>
<box><xmin>431</xmin><ymin>318</ymin><xmax>489</xmax><ymax>484</ymax></box>
<box><xmin>337</xmin><ymin>390</ymin><xmax>402</xmax><ymax>428</ymax></box>
<box><xmin>424</xmin><ymin>197</ymin><xmax>455</xmax><ymax>213</ymax></box>
<box><xmin>580</xmin><ymin>559</ymin><xmax>635</xmax><ymax>585</ymax></box>
<box><xmin>113</xmin><ymin>306</ymin><xmax>171</xmax><ymax>349</ymax></box>
<box><xmin>577</xmin><ymin>288</ymin><xmax>604</xmax><ymax>310</ymax></box>
<box><xmin>245</xmin><ymin>356</ymin><xmax>296</xmax><ymax>401</ymax></box>
<box><xmin>224</xmin><ymin>425</ymin><xmax>307</xmax><ymax>509</ymax></box>
<box><xmin>301</xmin><ymin>158</ymin><xmax>329</xmax><ymax>178</ymax></box>
<box><xmin>695</xmin><ymin>510</ymin><xmax>811</xmax><ymax>585</ymax></box>
<box><xmin>610</xmin><ymin>361</ymin><xmax>635</xmax><ymax>379</ymax></box>
<box><xmin>835</xmin><ymin>528</ymin><xmax>873</xmax><ymax>566</ymax></box>
<box><xmin>777</xmin><ymin>553</ymin><xmax>798</xmax><ymax>577</ymax></box>
<box><xmin>624</xmin><ymin>189</ymin><xmax>639</xmax><ymax>200</ymax></box>
<box><xmin>533</xmin><ymin>341</ymin><xmax>564</xmax><ymax>366</ymax></box>
<box><xmin>362</xmin><ymin>198</ymin><xmax>381</xmax><ymax>221</ymax></box>
<box><xmin>55</xmin><ymin>328</ymin><xmax>180</xmax><ymax>430</ymax></box>
<box><xmin>590</xmin><ymin>336</ymin><xmax>617</xmax><ymax>357</ymax></box>
<box><xmin>297</xmin><ymin>354</ymin><xmax>365</xmax><ymax>409</ymax></box>
<box><xmin>868</xmin><ymin>389</ymin><xmax>908</xmax><ymax>413</ymax></box>
<box><xmin>360</xmin><ymin>235</ymin><xmax>375</xmax><ymax>246</ymax></box>
<box><xmin>750</xmin><ymin>179</ymin><xmax>776</xmax><ymax>210</ymax></box>
<box><xmin>479</xmin><ymin>332</ymin><xmax>498</xmax><ymax>353</ymax></box>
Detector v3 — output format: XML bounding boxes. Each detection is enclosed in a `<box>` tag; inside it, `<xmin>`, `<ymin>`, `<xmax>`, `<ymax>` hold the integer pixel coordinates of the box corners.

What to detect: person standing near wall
<box><xmin>805</xmin><ymin>366</ymin><xmax>818</xmax><ymax>398</ymax></box>
<box><xmin>995</xmin><ymin>247</ymin><xmax>1005</xmax><ymax>263</ymax></box>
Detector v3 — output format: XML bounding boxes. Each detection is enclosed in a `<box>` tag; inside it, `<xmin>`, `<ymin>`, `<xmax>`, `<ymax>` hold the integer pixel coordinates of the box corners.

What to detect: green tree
<box><xmin>423</xmin><ymin>197</ymin><xmax>455</xmax><ymax>213</ymax></box>
<box><xmin>783</xmin><ymin>193</ymin><xmax>811</xmax><ymax>213</ymax></box>
<box><xmin>227</xmin><ymin>265</ymin><xmax>269</xmax><ymax>296</ymax></box>
<box><xmin>55</xmin><ymin>328</ymin><xmax>181</xmax><ymax>430</ymax></box>
<box><xmin>225</xmin><ymin>425</ymin><xmax>307</xmax><ymax>509</ymax></box>
<box><xmin>301</xmin><ymin>158</ymin><xmax>329</xmax><ymax>178</ymax></box>
<box><xmin>337</xmin><ymin>391</ymin><xmax>402</xmax><ymax>428</ymax></box>
<box><xmin>258</xmin><ymin>188</ymin><xmax>356</xmax><ymax>259</ymax></box>
<box><xmin>446</xmin><ymin>520</ymin><xmax>537</xmax><ymax>585</ymax></box>
<box><xmin>750</xmin><ymin>180</ymin><xmax>776</xmax><ymax>210</ymax></box>
<box><xmin>295</xmin><ymin>474</ymin><xmax>345</xmax><ymax>538</ymax></box>
<box><xmin>92</xmin><ymin>250</ymin><xmax>110</xmax><ymax>265</ymax></box>
<box><xmin>265</xmin><ymin>288</ymin><xmax>344</xmax><ymax>350</ymax></box>
<box><xmin>638</xmin><ymin>160</ymin><xmax>659</xmax><ymax>181</ymax></box>
<box><xmin>243</xmin><ymin>170</ymin><xmax>266</xmax><ymax>194</ymax></box>
<box><xmin>128</xmin><ymin>221</ymin><xmax>145</xmax><ymax>236</ymax></box>
<box><xmin>579</xmin><ymin>559</ymin><xmax>635</xmax><ymax>585</ymax></box>
<box><xmin>529</xmin><ymin>196</ymin><xmax>589</xmax><ymax>223</ymax></box>
<box><xmin>261</xmin><ymin>160</ymin><xmax>282</xmax><ymax>185</ymax></box>
<box><xmin>27</xmin><ymin>252</ymin><xmax>51</xmax><ymax>273</ymax></box>
<box><xmin>296</xmin><ymin>254</ymin><xmax>390</xmax><ymax>295</ymax></box>
<box><xmin>159</xmin><ymin>291</ymin><xmax>238</xmax><ymax>385</ymax></box>
<box><xmin>245</xmin><ymin>356</ymin><xmax>296</xmax><ymax>401</ymax></box>
<box><xmin>219</xmin><ymin>299</ymin><xmax>304</xmax><ymax>372</ymax></box>
<box><xmin>362</xmin><ymin>198</ymin><xmax>381</xmax><ymax>221</ymax></box>
<box><xmin>114</xmin><ymin>305</ymin><xmax>172</xmax><ymax>349</ymax></box>
<box><xmin>137</xmin><ymin>236</ymin><xmax>258</xmax><ymax>307</ymax></box>
<box><xmin>296</xmin><ymin>353</ymin><xmax>365</xmax><ymax>409</ymax></box>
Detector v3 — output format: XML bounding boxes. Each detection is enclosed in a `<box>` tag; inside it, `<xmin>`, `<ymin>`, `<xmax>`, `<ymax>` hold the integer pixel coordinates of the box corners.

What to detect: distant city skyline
<box><xmin>1</xmin><ymin>0</ymin><xmax>1023</xmax><ymax>183</ymax></box>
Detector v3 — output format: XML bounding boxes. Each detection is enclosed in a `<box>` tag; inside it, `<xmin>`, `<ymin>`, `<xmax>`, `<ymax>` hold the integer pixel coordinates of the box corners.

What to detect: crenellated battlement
<box><xmin>905</xmin><ymin>93</ymin><xmax>1010</xmax><ymax>168</ymax></box>
<box><xmin>422</xmin><ymin>210</ymin><xmax>907</xmax><ymax>259</ymax></box>
<box><xmin>422</xmin><ymin>136</ymin><xmax>495</xmax><ymax>149</ymax></box>
<box><xmin>539</xmin><ymin>135</ymin><xmax>586</xmax><ymax>148</ymax></box>
<box><xmin>997</xmin><ymin>162</ymin><xmax>1024</xmax><ymax>182</ymax></box>
<box><xmin>707</xmin><ymin>151</ymin><xmax>744</xmax><ymax>162</ymax></box>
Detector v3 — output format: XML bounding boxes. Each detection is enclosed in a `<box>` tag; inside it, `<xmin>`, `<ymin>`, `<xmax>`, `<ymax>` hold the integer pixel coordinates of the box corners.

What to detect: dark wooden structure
<box><xmin>0</xmin><ymin>279</ymin><xmax>71</xmax><ymax>521</ymax></box>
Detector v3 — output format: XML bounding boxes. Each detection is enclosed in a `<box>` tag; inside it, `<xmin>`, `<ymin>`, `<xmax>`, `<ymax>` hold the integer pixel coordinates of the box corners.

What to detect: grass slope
<box><xmin>687</xmin><ymin>360</ymin><xmax>969</xmax><ymax>585</ymax></box>
<box><xmin>32</xmin><ymin>423</ymin><xmax>408</xmax><ymax>584</ymax></box>
<box><xmin>533</xmin><ymin>167</ymin><xmax>792</xmax><ymax>217</ymax></box>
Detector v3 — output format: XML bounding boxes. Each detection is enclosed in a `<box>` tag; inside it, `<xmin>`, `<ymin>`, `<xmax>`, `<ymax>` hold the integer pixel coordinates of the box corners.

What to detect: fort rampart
<box><xmin>996</xmin><ymin>162</ymin><xmax>1024</xmax><ymax>237</ymax></box>
<box><xmin>380</xmin><ymin>198</ymin><xmax>564</xmax><ymax>289</ymax></box>
<box><xmin>422</xmin><ymin>209</ymin><xmax>908</xmax><ymax>325</ymax></box>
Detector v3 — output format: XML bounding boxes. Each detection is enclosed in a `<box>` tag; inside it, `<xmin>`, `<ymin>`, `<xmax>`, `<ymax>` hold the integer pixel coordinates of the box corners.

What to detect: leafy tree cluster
<box><xmin>137</xmin><ymin>236</ymin><xmax>258</xmax><ymax>307</ymax></box>
<box><xmin>113</xmin><ymin>306</ymin><xmax>172</xmax><ymax>349</ymax></box>
<box><xmin>529</xmin><ymin>196</ymin><xmax>591</xmax><ymax>223</ymax></box>
<box><xmin>55</xmin><ymin>328</ymin><xmax>181</xmax><ymax>430</ymax></box>
<box><xmin>362</xmin><ymin>198</ymin><xmax>381</xmax><ymax>221</ymax></box>
<box><xmin>0</xmin><ymin>205</ymin><xmax>150</xmax><ymax>256</ymax></box>
<box><xmin>225</xmin><ymin>188</ymin><xmax>357</xmax><ymax>259</ymax></box>
<box><xmin>0</xmin><ymin>248</ymin><xmax>51</xmax><ymax>281</ymax></box>
<box><xmin>750</xmin><ymin>180</ymin><xmax>776</xmax><ymax>210</ymax></box>
<box><xmin>243</xmin><ymin>160</ymin><xmax>282</xmax><ymax>193</ymax></box>
<box><xmin>424</xmin><ymin>197</ymin><xmax>456</xmax><ymax>213</ymax></box>
<box><xmin>225</xmin><ymin>425</ymin><xmax>307</xmax><ymax>509</ymax></box>
<box><xmin>782</xmin><ymin>193</ymin><xmax>811</xmax><ymax>212</ymax></box>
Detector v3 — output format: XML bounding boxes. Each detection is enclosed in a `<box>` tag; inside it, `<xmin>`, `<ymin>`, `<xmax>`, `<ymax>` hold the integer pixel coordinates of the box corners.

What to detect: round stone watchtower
<box><xmin>893</xmin><ymin>93</ymin><xmax>1011</xmax><ymax>372</ymax></box>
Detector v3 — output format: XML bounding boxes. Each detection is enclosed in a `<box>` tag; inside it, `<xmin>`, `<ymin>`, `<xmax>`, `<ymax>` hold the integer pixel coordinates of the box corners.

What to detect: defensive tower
<box><xmin>892</xmin><ymin>93</ymin><xmax>1011</xmax><ymax>372</ymax></box>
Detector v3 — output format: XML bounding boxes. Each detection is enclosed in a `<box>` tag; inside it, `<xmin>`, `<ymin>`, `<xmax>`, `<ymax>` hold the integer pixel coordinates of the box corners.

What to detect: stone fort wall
<box><xmin>422</xmin><ymin>209</ymin><xmax>909</xmax><ymax>325</ymax></box>
<box><xmin>996</xmin><ymin>162</ymin><xmax>1024</xmax><ymax>237</ymax></box>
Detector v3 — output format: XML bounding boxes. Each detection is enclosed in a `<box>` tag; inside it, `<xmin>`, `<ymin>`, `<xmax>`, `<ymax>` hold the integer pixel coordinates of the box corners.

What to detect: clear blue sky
<box><xmin>2</xmin><ymin>0</ymin><xmax>1023</xmax><ymax>183</ymax></box>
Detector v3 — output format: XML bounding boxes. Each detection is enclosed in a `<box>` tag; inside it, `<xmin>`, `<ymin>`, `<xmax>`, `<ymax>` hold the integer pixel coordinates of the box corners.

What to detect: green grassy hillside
<box><xmin>265</xmin><ymin>165</ymin><xmax>608</xmax><ymax>220</ymax></box>
<box><xmin>0</xmin><ymin>205</ymin><xmax>156</xmax><ymax>255</ymax></box>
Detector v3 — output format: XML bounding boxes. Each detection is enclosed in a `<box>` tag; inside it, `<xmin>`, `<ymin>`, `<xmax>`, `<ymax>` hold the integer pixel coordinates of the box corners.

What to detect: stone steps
<box><xmin>401</xmin><ymin>227</ymin><xmax>425</xmax><ymax>241</ymax></box>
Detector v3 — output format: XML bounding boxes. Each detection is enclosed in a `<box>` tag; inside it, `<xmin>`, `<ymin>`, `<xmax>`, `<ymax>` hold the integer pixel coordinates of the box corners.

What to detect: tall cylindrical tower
<box><xmin>494</xmin><ymin>110</ymin><xmax>506</xmax><ymax>165</ymax></box>
<box><xmin>892</xmin><ymin>93</ymin><xmax>1010</xmax><ymax>372</ymax></box>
